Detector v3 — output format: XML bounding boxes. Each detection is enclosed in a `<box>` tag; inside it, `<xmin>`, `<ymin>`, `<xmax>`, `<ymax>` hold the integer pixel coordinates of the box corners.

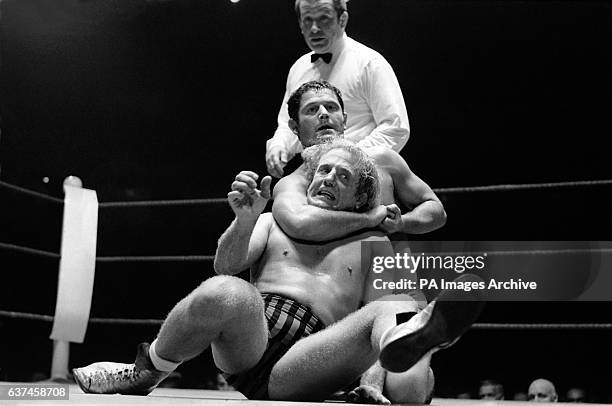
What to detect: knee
<box><xmin>364</xmin><ymin>294</ymin><xmax>420</xmax><ymax>316</ymax></box>
<box><xmin>187</xmin><ymin>275</ymin><xmax>260</xmax><ymax>320</ymax></box>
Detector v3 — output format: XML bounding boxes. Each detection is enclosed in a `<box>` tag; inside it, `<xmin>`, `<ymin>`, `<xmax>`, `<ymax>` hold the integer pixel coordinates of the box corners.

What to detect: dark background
<box><xmin>1</xmin><ymin>0</ymin><xmax>611</xmax><ymax>401</ymax></box>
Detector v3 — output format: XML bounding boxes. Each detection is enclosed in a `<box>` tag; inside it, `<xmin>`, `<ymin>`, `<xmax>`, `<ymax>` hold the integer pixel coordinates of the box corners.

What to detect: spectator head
<box><xmin>528</xmin><ymin>379</ymin><xmax>558</xmax><ymax>402</ymax></box>
<box><xmin>565</xmin><ymin>388</ymin><xmax>586</xmax><ymax>403</ymax></box>
<box><xmin>479</xmin><ymin>379</ymin><xmax>504</xmax><ymax>400</ymax></box>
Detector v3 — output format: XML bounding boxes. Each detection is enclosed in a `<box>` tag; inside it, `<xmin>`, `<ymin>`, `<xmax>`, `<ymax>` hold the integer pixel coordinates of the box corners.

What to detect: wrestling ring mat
<box><xmin>1</xmin><ymin>178</ymin><xmax>612</xmax><ymax>405</ymax></box>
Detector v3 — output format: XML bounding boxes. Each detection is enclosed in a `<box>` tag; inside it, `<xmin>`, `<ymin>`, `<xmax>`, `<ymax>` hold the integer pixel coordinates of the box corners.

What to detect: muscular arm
<box><xmin>214</xmin><ymin>213</ymin><xmax>273</xmax><ymax>275</ymax></box>
<box><xmin>374</xmin><ymin>148</ymin><xmax>446</xmax><ymax>234</ymax></box>
<box><xmin>271</xmin><ymin>168</ymin><xmax>384</xmax><ymax>242</ymax></box>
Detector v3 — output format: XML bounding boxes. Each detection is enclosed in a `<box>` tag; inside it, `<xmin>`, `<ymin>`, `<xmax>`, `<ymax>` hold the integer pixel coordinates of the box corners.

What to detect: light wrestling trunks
<box><xmin>223</xmin><ymin>292</ymin><xmax>326</xmax><ymax>400</ymax></box>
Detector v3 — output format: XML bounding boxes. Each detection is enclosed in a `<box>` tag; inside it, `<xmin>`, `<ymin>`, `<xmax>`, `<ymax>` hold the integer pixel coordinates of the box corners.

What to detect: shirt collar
<box><xmin>311</xmin><ymin>33</ymin><xmax>348</xmax><ymax>65</ymax></box>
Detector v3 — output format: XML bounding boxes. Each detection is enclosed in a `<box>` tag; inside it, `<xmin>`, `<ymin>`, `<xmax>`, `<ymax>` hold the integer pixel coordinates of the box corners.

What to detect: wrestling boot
<box><xmin>73</xmin><ymin>342</ymin><xmax>169</xmax><ymax>395</ymax></box>
<box><xmin>379</xmin><ymin>273</ymin><xmax>485</xmax><ymax>373</ymax></box>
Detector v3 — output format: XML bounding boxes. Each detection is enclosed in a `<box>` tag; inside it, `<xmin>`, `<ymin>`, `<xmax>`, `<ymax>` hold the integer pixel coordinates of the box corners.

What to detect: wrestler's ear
<box><xmin>355</xmin><ymin>193</ymin><xmax>368</xmax><ymax>210</ymax></box>
<box><xmin>289</xmin><ymin>119</ymin><xmax>299</xmax><ymax>135</ymax></box>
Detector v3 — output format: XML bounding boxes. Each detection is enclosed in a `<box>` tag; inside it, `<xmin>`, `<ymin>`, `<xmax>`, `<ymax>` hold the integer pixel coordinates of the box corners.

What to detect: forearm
<box><xmin>273</xmin><ymin>201</ymin><xmax>375</xmax><ymax>241</ymax></box>
<box><xmin>214</xmin><ymin>217</ymin><xmax>257</xmax><ymax>275</ymax></box>
<box><xmin>400</xmin><ymin>200</ymin><xmax>447</xmax><ymax>234</ymax></box>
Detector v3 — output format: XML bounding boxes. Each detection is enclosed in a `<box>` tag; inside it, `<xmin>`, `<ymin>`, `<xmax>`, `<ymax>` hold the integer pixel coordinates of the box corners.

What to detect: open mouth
<box><xmin>316</xmin><ymin>124</ymin><xmax>338</xmax><ymax>136</ymax></box>
<box><xmin>317</xmin><ymin>189</ymin><xmax>336</xmax><ymax>201</ymax></box>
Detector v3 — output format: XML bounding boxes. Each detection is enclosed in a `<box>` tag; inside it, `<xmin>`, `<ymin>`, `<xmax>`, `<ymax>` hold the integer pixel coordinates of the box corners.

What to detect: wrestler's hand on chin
<box><xmin>347</xmin><ymin>384</ymin><xmax>391</xmax><ymax>405</ymax></box>
<box><xmin>228</xmin><ymin>171</ymin><xmax>272</xmax><ymax>221</ymax></box>
<box><xmin>378</xmin><ymin>204</ymin><xmax>403</xmax><ymax>234</ymax></box>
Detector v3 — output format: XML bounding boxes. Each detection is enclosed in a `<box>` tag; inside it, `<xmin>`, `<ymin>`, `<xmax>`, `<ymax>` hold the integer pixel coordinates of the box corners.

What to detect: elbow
<box><xmin>272</xmin><ymin>208</ymin><xmax>307</xmax><ymax>239</ymax></box>
<box><xmin>213</xmin><ymin>256</ymin><xmax>227</xmax><ymax>275</ymax></box>
<box><xmin>272</xmin><ymin>200</ymin><xmax>329</xmax><ymax>241</ymax></box>
<box><xmin>214</xmin><ymin>261</ymin><xmax>240</xmax><ymax>276</ymax></box>
<box><xmin>276</xmin><ymin>217</ymin><xmax>325</xmax><ymax>241</ymax></box>
<box><xmin>277</xmin><ymin>214</ymin><xmax>328</xmax><ymax>241</ymax></box>
<box><xmin>213</xmin><ymin>246</ymin><xmax>222</xmax><ymax>274</ymax></box>
<box><xmin>276</xmin><ymin>216</ymin><xmax>308</xmax><ymax>240</ymax></box>
<box><xmin>213</xmin><ymin>252</ymin><xmax>236</xmax><ymax>276</ymax></box>
<box><xmin>213</xmin><ymin>250</ymin><xmax>247</xmax><ymax>276</ymax></box>
<box><xmin>399</xmin><ymin>127</ymin><xmax>410</xmax><ymax>149</ymax></box>
<box><xmin>419</xmin><ymin>201</ymin><xmax>447</xmax><ymax>233</ymax></box>
<box><xmin>436</xmin><ymin>204</ymin><xmax>447</xmax><ymax>230</ymax></box>
<box><xmin>439</xmin><ymin>210</ymin><xmax>447</xmax><ymax>229</ymax></box>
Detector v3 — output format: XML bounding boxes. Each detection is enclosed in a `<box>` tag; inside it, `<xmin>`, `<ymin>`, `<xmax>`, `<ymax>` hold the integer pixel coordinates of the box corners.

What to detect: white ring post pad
<box><xmin>50</xmin><ymin>185</ymin><xmax>98</xmax><ymax>343</ymax></box>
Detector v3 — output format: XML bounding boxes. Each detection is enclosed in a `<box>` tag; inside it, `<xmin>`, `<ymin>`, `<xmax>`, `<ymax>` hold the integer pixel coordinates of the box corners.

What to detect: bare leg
<box><xmin>268</xmin><ymin>295</ymin><xmax>419</xmax><ymax>401</ymax></box>
<box><xmin>268</xmin><ymin>275</ymin><xmax>483</xmax><ymax>402</ymax></box>
<box><xmin>155</xmin><ymin>275</ymin><xmax>268</xmax><ymax>373</ymax></box>
<box><xmin>73</xmin><ymin>275</ymin><xmax>268</xmax><ymax>394</ymax></box>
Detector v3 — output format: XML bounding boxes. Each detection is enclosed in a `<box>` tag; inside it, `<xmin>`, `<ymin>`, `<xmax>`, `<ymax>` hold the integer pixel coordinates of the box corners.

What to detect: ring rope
<box><xmin>0</xmin><ymin>242</ymin><xmax>60</xmax><ymax>259</ymax></box>
<box><xmin>3</xmin><ymin>179</ymin><xmax>612</xmax><ymax>209</ymax></box>
<box><xmin>485</xmin><ymin>248</ymin><xmax>612</xmax><ymax>256</ymax></box>
<box><xmin>96</xmin><ymin>179</ymin><xmax>612</xmax><ymax>207</ymax></box>
<box><xmin>0</xmin><ymin>310</ymin><xmax>162</xmax><ymax>326</ymax></box>
<box><xmin>3</xmin><ymin>242</ymin><xmax>610</xmax><ymax>263</ymax></box>
<box><xmin>0</xmin><ymin>180</ymin><xmax>63</xmax><ymax>204</ymax></box>
<box><xmin>0</xmin><ymin>242</ymin><xmax>214</xmax><ymax>262</ymax></box>
<box><xmin>1</xmin><ymin>310</ymin><xmax>610</xmax><ymax>330</ymax></box>
<box><xmin>434</xmin><ymin>179</ymin><xmax>612</xmax><ymax>194</ymax></box>
<box><xmin>431</xmin><ymin>248</ymin><xmax>612</xmax><ymax>257</ymax></box>
<box><xmin>96</xmin><ymin>255</ymin><xmax>215</xmax><ymax>262</ymax></box>
<box><xmin>99</xmin><ymin>198</ymin><xmax>227</xmax><ymax>208</ymax></box>
<box><xmin>470</xmin><ymin>323</ymin><xmax>612</xmax><ymax>330</ymax></box>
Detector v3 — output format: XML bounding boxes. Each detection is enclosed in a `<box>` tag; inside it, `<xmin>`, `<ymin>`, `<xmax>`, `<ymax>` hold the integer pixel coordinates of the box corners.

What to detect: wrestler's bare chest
<box><xmin>252</xmin><ymin>221</ymin><xmax>381</xmax><ymax>324</ymax></box>
<box><xmin>262</xmin><ymin>222</ymin><xmax>368</xmax><ymax>282</ymax></box>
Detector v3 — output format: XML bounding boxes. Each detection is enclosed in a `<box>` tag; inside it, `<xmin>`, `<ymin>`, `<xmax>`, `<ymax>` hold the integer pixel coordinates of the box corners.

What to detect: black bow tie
<box><xmin>311</xmin><ymin>53</ymin><xmax>332</xmax><ymax>64</ymax></box>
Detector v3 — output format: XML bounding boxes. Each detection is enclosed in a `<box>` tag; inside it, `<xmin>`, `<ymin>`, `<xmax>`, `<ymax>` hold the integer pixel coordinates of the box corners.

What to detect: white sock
<box><xmin>149</xmin><ymin>339</ymin><xmax>181</xmax><ymax>372</ymax></box>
